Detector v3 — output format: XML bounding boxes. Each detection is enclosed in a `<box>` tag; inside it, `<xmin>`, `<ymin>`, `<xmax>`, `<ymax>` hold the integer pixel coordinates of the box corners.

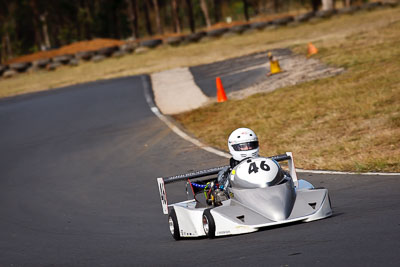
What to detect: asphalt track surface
<box><xmin>0</xmin><ymin>76</ymin><xmax>399</xmax><ymax>266</ymax></box>
<box><xmin>189</xmin><ymin>49</ymin><xmax>292</xmax><ymax>97</ymax></box>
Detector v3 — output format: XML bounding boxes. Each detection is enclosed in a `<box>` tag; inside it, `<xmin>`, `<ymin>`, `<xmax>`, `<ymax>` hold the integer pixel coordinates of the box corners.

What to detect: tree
<box><xmin>185</xmin><ymin>0</ymin><xmax>195</xmax><ymax>33</ymax></box>
<box><xmin>322</xmin><ymin>0</ymin><xmax>334</xmax><ymax>10</ymax></box>
<box><xmin>126</xmin><ymin>0</ymin><xmax>139</xmax><ymax>39</ymax></box>
<box><xmin>311</xmin><ymin>0</ymin><xmax>321</xmax><ymax>12</ymax></box>
<box><xmin>243</xmin><ymin>0</ymin><xmax>249</xmax><ymax>21</ymax></box>
<box><xmin>171</xmin><ymin>0</ymin><xmax>181</xmax><ymax>33</ymax></box>
<box><xmin>39</xmin><ymin>12</ymin><xmax>51</xmax><ymax>49</ymax></box>
<box><xmin>213</xmin><ymin>0</ymin><xmax>222</xmax><ymax>23</ymax></box>
<box><xmin>200</xmin><ymin>0</ymin><xmax>211</xmax><ymax>28</ymax></box>
<box><xmin>152</xmin><ymin>0</ymin><xmax>163</xmax><ymax>35</ymax></box>
<box><xmin>143</xmin><ymin>0</ymin><xmax>153</xmax><ymax>35</ymax></box>
<box><xmin>29</xmin><ymin>0</ymin><xmax>44</xmax><ymax>50</ymax></box>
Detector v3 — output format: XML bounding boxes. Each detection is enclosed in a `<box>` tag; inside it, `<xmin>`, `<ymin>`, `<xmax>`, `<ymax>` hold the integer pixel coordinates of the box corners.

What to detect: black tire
<box><xmin>75</xmin><ymin>51</ymin><xmax>94</xmax><ymax>61</ymax></box>
<box><xmin>9</xmin><ymin>62</ymin><xmax>31</xmax><ymax>72</ymax></box>
<box><xmin>249</xmin><ymin>21</ymin><xmax>271</xmax><ymax>30</ymax></box>
<box><xmin>168</xmin><ymin>208</ymin><xmax>181</xmax><ymax>241</ymax></box>
<box><xmin>166</xmin><ymin>36</ymin><xmax>183</xmax><ymax>46</ymax></box>
<box><xmin>0</xmin><ymin>64</ymin><xmax>6</xmax><ymax>76</ymax></box>
<box><xmin>119</xmin><ymin>43</ymin><xmax>137</xmax><ymax>53</ymax></box>
<box><xmin>337</xmin><ymin>6</ymin><xmax>359</xmax><ymax>15</ymax></box>
<box><xmin>202</xmin><ymin>209</ymin><xmax>216</xmax><ymax>239</ymax></box>
<box><xmin>230</xmin><ymin>24</ymin><xmax>250</xmax><ymax>34</ymax></box>
<box><xmin>140</xmin><ymin>39</ymin><xmax>163</xmax><ymax>48</ymax></box>
<box><xmin>295</xmin><ymin>12</ymin><xmax>315</xmax><ymax>22</ymax></box>
<box><xmin>97</xmin><ymin>46</ymin><xmax>118</xmax><ymax>57</ymax></box>
<box><xmin>47</xmin><ymin>62</ymin><xmax>61</xmax><ymax>71</ymax></box>
<box><xmin>206</xmin><ymin>28</ymin><xmax>229</xmax><ymax>38</ymax></box>
<box><xmin>33</xmin><ymin>58</ymin><xmax>51</xmax><ymax>68</ymax></box>
<box><xmin>53</xmin><ymin>55</ymin><xmax>73</xmax><ymax>65</ymax></box>
<box><xmin>272</xmin><ymin>16</ymin><xmax>294</xmax><ymax>26</ymax></box>
<box><xmin>361</xmin><ymin>2</ymin><xmax>382</xmax><ymax>11</ymax></box>
<box><xmin>185</xmin><ymin>31</ymin><xmax>206</xmax><ymax>43</ymax></box>
<box><xmin>315</xmin><ymin>9</ymin><xmax>336</xmax><ymax>19</ymax></box>
<box><xmin>2</xmin><ymin>69</ymin><xmax>17</xmax><ymax>78</ymax></box>
<box><xmin>91</xmin><ymin>55</ymin><xmax>106</xmax><ymax>63</ymax></box>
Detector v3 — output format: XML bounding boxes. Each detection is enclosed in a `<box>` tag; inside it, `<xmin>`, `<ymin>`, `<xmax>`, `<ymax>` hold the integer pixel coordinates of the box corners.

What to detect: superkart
<box><xmin>157</xmin><ymin>152</ymin><xmax>332</xmax><ymax>240</ymax></box>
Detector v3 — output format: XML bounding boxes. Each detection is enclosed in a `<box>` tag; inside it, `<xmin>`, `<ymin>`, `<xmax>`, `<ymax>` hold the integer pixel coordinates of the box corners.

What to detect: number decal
<box><xmin>260</xmin><ymin>161</ymin><xmax>270</xmax><ymax>171</ymax></box>
<box><xmin>248</xmin><ymin>162</ymin><xmax>259</xmax><ymax>174</ymax></box>
<box><xmin>248</xmin><ymin>161</ymin><xmax>270</xmax><ymax>174</ymax></box>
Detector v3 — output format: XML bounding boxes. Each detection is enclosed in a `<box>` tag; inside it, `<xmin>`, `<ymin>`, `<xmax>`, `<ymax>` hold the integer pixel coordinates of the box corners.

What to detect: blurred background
<box><xmin>0</xmin><ymin>0</ymin><xmax>366</xmax><ymax>63</ymax></box>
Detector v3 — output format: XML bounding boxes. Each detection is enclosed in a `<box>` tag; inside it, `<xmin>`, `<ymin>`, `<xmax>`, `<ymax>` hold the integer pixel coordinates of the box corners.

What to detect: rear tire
<box><xmin>202</xmin><ymin>209</ymin><xmax>216</xmax><ymax>239</ymax></box>
<box><xmin>168</xmin><ymin>208</ymin><xmax>181</xmax><ymax>240</ymax></box>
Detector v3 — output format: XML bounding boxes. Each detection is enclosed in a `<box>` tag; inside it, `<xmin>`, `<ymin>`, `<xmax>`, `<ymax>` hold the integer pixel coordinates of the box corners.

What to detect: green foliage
<box><xmin>1</xmin><ymin>0</ymin><xmax>309</xmax><ymax>60</ymax></box>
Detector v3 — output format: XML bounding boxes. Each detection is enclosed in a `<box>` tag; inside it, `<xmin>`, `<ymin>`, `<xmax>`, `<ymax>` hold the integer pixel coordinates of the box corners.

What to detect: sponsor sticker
<box><xmin>218</xmin><ymin>231</ymin><xmax>230</xmax><ymax>235</ymax></box>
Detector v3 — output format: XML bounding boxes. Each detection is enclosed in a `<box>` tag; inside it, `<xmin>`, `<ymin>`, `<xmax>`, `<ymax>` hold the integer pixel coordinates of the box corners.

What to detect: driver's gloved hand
<box><xmin>217</xmin><ymin>166</ymin><xmax>230</xmax><ymax>188</ymax></box>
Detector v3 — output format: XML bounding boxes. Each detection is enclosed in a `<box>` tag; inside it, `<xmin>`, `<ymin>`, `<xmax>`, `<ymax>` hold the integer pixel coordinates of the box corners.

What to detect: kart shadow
<box><xmin>178</xmin><ymin>212</ymin><xmax>343</xmax><ymax>241</ymax></box>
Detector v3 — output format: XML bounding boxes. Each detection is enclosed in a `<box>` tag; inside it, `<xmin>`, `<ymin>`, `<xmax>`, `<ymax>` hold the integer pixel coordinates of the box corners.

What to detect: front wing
<box><xmin>172</xmin><ymin>187</ymin><xmax>332</xmax><ymax>237</ymax></box>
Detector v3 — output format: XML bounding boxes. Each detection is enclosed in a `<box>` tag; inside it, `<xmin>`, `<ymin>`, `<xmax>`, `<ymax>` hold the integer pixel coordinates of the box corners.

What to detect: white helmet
<box><xmin>228</xmin><ymin>128</ymin><xmax>259</xmax><ymax>161</ymax></box>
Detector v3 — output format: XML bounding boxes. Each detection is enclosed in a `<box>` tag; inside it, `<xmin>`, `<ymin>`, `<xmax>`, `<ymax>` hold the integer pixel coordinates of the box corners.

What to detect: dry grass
<box><xmin>1</xmin><ymin>7</ymin><xmax>399</xmax><ymax>98</ymax></box>
<box><xmin>1</xmin><ymin>7</ymin><xmax>399</xmax><ymax>172</ymax></box>
<box><xmin>174</xmin><ymin>8</ymin><xmax>400</xmax><ymax>172</ymax></box>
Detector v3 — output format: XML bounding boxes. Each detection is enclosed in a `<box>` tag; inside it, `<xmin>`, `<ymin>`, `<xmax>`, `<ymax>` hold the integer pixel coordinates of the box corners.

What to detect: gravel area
<box><xmin>228</xmin><ymin>53</ymin><xmax>344</xmax><ymax>100</ymax></box>
<box><xmin>151</xmin><ymin>49</ymin><xmax>344</xmax><ymax>114</ymax></box>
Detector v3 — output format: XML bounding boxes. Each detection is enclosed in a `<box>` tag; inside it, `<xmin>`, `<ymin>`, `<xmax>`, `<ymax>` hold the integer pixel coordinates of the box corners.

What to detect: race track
<box><xmin>0</xmin><ymin>76</ymin><xmax>399</xmax><ymax>266</ymax></box>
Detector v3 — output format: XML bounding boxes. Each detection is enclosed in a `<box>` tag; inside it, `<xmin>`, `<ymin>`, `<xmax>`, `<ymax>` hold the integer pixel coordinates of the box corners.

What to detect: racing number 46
<box><xmin>248</xmin><ymin>161</ymin><xmax>270</xmax><ymax>174</ymax></box>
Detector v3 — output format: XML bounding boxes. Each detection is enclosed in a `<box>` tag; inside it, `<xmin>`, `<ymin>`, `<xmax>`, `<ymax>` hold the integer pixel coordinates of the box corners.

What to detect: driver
<box><xmin>217</xmin><ymin>127</ymin><xmax>259</xmax><ymax>188</ymax></box>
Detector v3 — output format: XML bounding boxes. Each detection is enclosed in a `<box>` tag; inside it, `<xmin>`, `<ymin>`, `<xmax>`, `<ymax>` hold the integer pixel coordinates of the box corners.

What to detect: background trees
<box><xmin>0</xmin><ymin>0</ymin><xmax>351</xmax><ymax>62</ymax></box>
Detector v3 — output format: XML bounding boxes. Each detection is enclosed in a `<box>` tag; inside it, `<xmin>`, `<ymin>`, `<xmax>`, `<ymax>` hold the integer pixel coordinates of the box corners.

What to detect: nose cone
<box><xmin>260</xmin><ymin>183</ymin><xmax>296</xmax><ymax>221</ymax></box>
<box><xmin>231</xmin><ymin>180</ymin><xmax>296</xmax><ymax>221</ymax></box>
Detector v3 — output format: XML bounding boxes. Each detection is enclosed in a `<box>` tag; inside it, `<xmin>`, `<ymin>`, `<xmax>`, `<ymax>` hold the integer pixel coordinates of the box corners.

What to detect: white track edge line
<box><xmin>142</xmin><ymin>76</ymin><xmax>230</xmax><ymax>159</ymax></box>
<box><xmin>142</xmin><ymin>75</ymin><xmax>400</xmax><ymax>177</ymax></box>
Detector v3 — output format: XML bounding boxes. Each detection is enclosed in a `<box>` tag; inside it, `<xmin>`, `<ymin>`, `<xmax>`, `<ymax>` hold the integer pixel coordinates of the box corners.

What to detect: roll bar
<box><xmin>157</xmin><ymin>152</ymin><xmax>298</xmax><ymax>214</ymax></box>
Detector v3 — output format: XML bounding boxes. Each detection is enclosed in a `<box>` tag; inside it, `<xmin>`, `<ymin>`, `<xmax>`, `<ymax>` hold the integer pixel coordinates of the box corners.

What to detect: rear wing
<box><xmin>157</xmin><ymin>152</ymin><xmax>298</xmax><ymax>214</ymax></box>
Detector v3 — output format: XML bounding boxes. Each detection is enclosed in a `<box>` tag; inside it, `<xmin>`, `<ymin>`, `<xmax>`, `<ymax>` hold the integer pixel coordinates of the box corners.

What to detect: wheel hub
<box><xmin>202</xmin><ymin>215</ymin><xmax>209</xmax><ymax>235</ymax></box>
<box><xmin>168</xmin><ymin>217</ymin><xmax>174</xmax><ymax>235</ymax></box>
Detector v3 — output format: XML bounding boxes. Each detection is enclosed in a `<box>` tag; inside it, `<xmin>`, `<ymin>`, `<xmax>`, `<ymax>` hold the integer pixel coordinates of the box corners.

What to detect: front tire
<box><xmin>168</xmin><ymin>208</ymin><xmax>180</xmax><ymax>240</ymax></box>
<box><xmin>202</xmin><ymin>209</ymin><xmax>216</xmax><ymax>238</ymax></box>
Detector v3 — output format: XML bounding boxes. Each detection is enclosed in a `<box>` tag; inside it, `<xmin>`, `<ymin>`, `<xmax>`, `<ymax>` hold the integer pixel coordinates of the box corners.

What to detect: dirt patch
<box><xmin>190</xmin><ymin>49</ymin><xmax>344</xmax><ymax>100</ymax></box>
<box><xmin>229</xmin><ymin>53</ymin><xmax>344</xmax><ymax>100</ymax></box>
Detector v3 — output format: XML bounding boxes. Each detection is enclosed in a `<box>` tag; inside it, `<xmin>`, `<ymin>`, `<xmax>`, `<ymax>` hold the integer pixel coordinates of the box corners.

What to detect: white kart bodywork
<box><xmin>172</xmin><ymin>181</ymin><xmax>331</xmax><ymax>237</ymax></box>
<box><xmin>157</xmin><ymin>152</ymin><xmax>332</xmax><ymax>238</ymax></box>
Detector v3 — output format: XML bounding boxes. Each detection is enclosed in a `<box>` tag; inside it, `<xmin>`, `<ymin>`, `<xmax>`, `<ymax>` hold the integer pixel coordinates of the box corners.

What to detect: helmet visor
<box><xmin>232</xmin><ymin>141</ymin><xmax>259</xmax><ymax>151</ymax></box>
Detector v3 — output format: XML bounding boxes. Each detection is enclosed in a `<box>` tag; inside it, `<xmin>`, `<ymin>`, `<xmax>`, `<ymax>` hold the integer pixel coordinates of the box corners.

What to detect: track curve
<box><xmin>0</xmin><ymin>76</ymin><xmax>399</xmax><ymax>266</ymax></box>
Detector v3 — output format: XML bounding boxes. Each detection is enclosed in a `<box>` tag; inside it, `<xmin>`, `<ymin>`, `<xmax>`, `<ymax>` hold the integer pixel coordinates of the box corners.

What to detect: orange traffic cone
<box><xmin>216</xmin><ymin>77</ymin><xmax>228</xmax><ymax>102</ymax></box>
<box><xmin>307</xmin><ymin>42</ymin><xmax>318</xmax><ymax>57</ymax></box>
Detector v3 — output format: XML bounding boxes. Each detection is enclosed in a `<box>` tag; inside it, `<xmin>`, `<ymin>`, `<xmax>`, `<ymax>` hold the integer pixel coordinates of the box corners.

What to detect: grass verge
<box><xmin>1</xmin><ymin>7</ymin><xmax>399</xmax><ymax>172</ymax></box>
<box><xmin>174</xmin><ymin>8</ymin><xmax>400</xmax><ymax>172</ymax></box>
<box><xmin>1</xmin><ymin>7</ymin><xmax>399</xmax><ymax>98</ymax></box>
